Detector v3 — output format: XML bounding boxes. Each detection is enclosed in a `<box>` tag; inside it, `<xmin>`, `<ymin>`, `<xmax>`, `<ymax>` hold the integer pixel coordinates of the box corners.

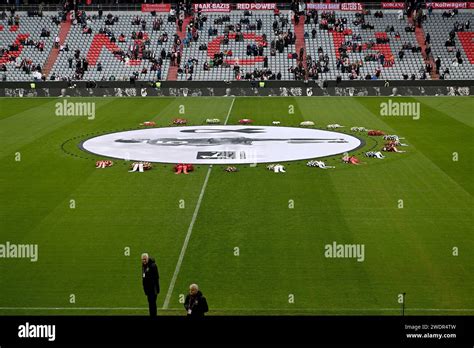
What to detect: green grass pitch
<box><xmin>0</xmin><ymin>96</ymin><xmax>472</xmax><ymax>316</ymax></box>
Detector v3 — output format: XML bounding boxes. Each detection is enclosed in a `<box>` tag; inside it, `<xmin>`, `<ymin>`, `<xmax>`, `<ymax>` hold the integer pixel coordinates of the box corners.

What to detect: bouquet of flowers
<box><xmin>272</xmin><ymin>121</ymin><xmax>281</xmax><ymax>125</ymax></box>
<box><xmin>174</xmin><ymin>163</ymin><xmax>194</xmax><ymax>174</ymax></box>
<box><xmin>306</xmin><ymin>160</ymin><xmax>335</xmax><ymax>169</ymax></box>
<box><xmin>300</xmin><ymin>121</ymin><xmax>315</xmax><ymax>127</ymax></box>
<box><xmin>365</xmin><ymin>151</ymin><xmax>385</xmax><ymax>159</ymax></box>
<box><xmin>225</xmin><ymin>166</ymin><xmax>238</xmax><ymax>172</ymax></box>
<box><xmin>266</xmin><ymin>163</ymin><xmax>286</xmax><ymax>173</ymax></box>
<box><xmin>96</xmin><ymin>160</ymin><xmax>113</xmax><ymax>169</ymax></box>
<box><xmin>130</xmin><ymin>162</ymin><xmax>152</xmax><ymax>171</ymax></box>
<box><xmin>206</xmin><ymin>118</ymin><xmax>221</xmax><ymax>124</ymax></box>
<box><xmin>342</xmin><ymin>154</ymin><xmax>360</xmax><ymax>165</ymax></box>
<box><xmin>382</xmin><ymin>141</ymin><xmax>405</xmax><ymax>153</ymax></box>
<box><xmin>327</xmin><ymin>124</ymin><xmax>344</xmax><ymax>129</ymax></box>
<box><xmin>368</xmin><ymin>130</ymin><xmax>385</xmax><ymax>136</ymax></box>
<box><xmin>173</xmin><ymin>118</ymin><xmax>187</xmax><ymax>125</ymax></box>
<box><xmin>140</xmin><ymin>121</ymin><xmax>156</xmax><ymax>127</ymax></box>
<box><xmin>239</xmin><ymin>119</ymin><xmax>253</xmax><ymax>125</ymax></box>
<box><xmin>351</xmin><ymin>127</ymin><xmax>367</xmax><ymax>132</ymax></box>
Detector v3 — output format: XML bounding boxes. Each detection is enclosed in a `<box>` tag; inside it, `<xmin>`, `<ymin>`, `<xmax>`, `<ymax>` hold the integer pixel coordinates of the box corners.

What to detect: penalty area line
<box><xmin>224</xmin><ymin>97</ymin><xmax>235</xmax><ymax>125</ymax></box>
<box><xmin>162</xmin><ymin>98</ymin><xmax>235</xmax><ymax>309</ymax></box>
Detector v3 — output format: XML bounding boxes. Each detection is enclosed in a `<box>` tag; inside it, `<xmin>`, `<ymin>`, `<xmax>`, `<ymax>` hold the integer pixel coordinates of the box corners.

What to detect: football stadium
<box><xmin>0</xmin><ymin>0</ymin><xmax>473</xmax><ymax>345</ymax></box>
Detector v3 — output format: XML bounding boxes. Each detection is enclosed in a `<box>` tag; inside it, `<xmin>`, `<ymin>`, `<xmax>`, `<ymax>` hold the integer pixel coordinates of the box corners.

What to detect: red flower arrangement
<box><xmin>342</xmin><ymin>155</ymin><xmax>360</xmax><ymax>165</ymax></box>
<box><xmin>140</xmin><ymin>121</ymin><xmax>156</xmax><ymax>127</ymax></box>
<box><xmin>239</xmin><ymin>119</ymin><xmax>253</xmax><ymax>124</ymax></box>
<box><xmin>174</xmin><ymin>163</ymin><xmax>194</xmax><ymax>174</ymax></box>
<box><xmin>368</xmin><ymin>130</ymin><xmax>385</xmax><ymax>136</ymax></box>
<box><xmin>96</xmin><ymin>160</ymin><xmax>113</xmax><ymax>168</ymax></box>
<box><xmin>173</xmin><ymin>118</ymin><xmax>187</xmax><ymax>125</ymax></box>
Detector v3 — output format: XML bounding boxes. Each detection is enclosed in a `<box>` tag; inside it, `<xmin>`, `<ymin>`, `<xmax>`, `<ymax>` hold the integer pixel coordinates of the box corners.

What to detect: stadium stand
<box><xmin>0</xmin><ymin>3</ymin><xmax>473</xmax><ymax>82</ymax></box>
<box><xmin>304</xmin><ymin>10</ymin><xmax>429</xmax><ymax>81</ymax></box>
<box><xmin>422</xmin><ymin>11</ymin><xmax>473</xmax><ymax>80</ymax></box>
<box><xmin>176</xmin><ymin>10</ymin><xmax>297</xmax><ymax>81</ymax></box>
<box><xmin>0</xmin><ymin>12</ymin><xmax>60</xmax><ymax>81</ymax></box>
<box><xmin>49</xmin><ymin>11</ymin><xmax>175</xmax><ymax>81</ymax></box>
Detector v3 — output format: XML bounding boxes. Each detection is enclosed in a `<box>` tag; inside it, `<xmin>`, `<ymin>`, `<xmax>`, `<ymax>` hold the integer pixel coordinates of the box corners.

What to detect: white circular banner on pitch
<box><xmin>81</xmin><ymin>126</ymin><xmax>362</xmax><ymax>164</ymax></box>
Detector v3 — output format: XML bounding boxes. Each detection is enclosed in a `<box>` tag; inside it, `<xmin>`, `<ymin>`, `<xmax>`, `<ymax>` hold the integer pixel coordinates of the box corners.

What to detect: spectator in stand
<box><xmin>435</xmin><ymin>56</ymin><xmax>441</xmax><ymax>74</ymax></box>
<box><xmin>40</xmin><ymin>28</ymin><xmax>50</xmax><ymax>37</ymax></box>
<box><xmin>425</xmin><ymin>62</ymin><xmax>432</xmax><ymax>74</ymax></box>
<box><xmin>156</xmin><ymin>66</ymin><xmax>162</xmax><ymax>80</ymax></box>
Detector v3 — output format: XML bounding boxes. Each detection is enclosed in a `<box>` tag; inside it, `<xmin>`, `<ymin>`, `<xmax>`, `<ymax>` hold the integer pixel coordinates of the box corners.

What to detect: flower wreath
<box><xmin>174</xmin><ymin>163</ymin><xmax>194</xmax><ymax>174</ymax></box>
<box><xmin>173</xmin><ymin>118</ymin><xmax>187</xmax><ymax>125</ymax></box>
<box><xmin>365</xmin><ymin>151</ymin><xmax>385</xmax><ymax>159</ymax></box>
<box><xmin>239</xmin><ymin>119</ymin><xmax>253</xmax><ymax>125</ymax></box>
<box><xmin>368</xmin><ymin>130</ymin><xmax>385</xmax><ymax>136</ymax></box>
<box><xmin>130</xmin><ymin>162</ymin><xmax>152</xmax><ymax>170</ymax></box>
<box><xmin>225</xmin><ymin>166</ymin><xmax>238</xmax><ymax>172</ymax></box>
<box><xmin>140</xmin><ymin>121</ymin><xmax>156</xmax><ymax>127</ymax></box>
<box><xmin>342</xmin><ymin>155</ymin><xmax>360</xmax><ymax>165</ymax></box>
<box><xmin>266</xmin><ymin>163</ymin><xmax>286</xmax><ymax>172</ymax></box>
<box><xmin>266</xmin><ymin>163</ymin><xmax>285</xmax><ymax>170</ymax></box>
<box><xmin>306</xmin><ymin>160</ymin><xmax>335</xmax><ymax>169</ymax></box>
<box><xmin>351</xmin><ymin>127</ymin><xmax>367</xmax><ymax>132</ymax></box>
<box><xmin>300</xmin><ymin>121</ymin><xmax>315</xmax><ymax>127</ymax></box>
<box><xmin>96</xmin><ymin>160</ymin><xmax>113</xmax><ymax>168</ymax></box>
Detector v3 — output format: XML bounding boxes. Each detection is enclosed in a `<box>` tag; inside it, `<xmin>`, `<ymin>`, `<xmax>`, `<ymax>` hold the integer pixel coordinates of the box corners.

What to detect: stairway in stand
<box><xmin>43</xmin><ymin>13</ymin><xmax>72</xmax><ymax>78</ymax></box>
<box><xmin>410</xmin><ymin>14</ymin><xmax>439</xmax><ymax>79</ymax></box>
<box><xmin>292</xmin><ymin>15</ymin><xmax>307</xmax><ymax>78</ymax></box>
<box><xmin>166</xmin><ymin>16</ymin><xmax>193</xmax><ymax>81</ymax></box>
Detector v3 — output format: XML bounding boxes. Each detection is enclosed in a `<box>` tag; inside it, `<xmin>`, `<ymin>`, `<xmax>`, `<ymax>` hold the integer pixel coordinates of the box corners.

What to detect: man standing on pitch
<box><xmin>141</xmin><ymin>253</ymin><xmax>160</xmax><ymax>316</ymax></box>
<box><xmin>184</xmin><ymin>284</ymin><xmax>209</xmax><ymax>317</ymax></box>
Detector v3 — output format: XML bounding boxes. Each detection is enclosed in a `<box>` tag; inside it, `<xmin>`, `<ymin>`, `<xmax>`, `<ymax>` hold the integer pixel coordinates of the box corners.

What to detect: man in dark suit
<box><xmin>141</xmin><ymin>253</ymin><xmax>160</xmax><ymax>316</ymax></box>
<box><xmin>184</xmin><ymin>284</ymin><xmax>208</xmax><ymax>317</ymax></box>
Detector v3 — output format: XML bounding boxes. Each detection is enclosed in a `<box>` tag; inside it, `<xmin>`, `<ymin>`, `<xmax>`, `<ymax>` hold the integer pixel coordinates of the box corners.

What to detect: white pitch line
<box><xmin>162</xmin><ymin>165</ymin><xmax>212</xmax><ymax>309</ymax></box>
<box><xmin>224</xmin><ymin>97</ymin><xmax>235</xmax><ymax>125</ymax></box>
<box><xmin>162</xmin><ymin>98</ymin><xmax>236</xmax><ymax>309</ymax></box>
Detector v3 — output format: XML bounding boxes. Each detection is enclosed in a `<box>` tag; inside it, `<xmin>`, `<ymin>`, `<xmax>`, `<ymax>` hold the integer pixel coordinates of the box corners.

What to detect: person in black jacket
<box><xmin>184</xmin><ymin>284</ymin><xmax>208</xmax><ymax>317</ymax></box>
<box><xmin>141</xmin><ymin>253</ymin><xmax>160</xmax><ymax>316</ymax></box>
